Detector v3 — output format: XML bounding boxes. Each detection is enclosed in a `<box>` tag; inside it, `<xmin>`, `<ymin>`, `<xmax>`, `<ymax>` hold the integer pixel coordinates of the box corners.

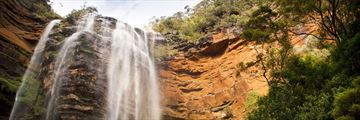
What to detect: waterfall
<box><xmin>46</xmin><ymin>13</ymin><xmax>96</xmax><ymax>119</ymax></box>
<box><xmin>10</xmin><ymin>19</ymin><xmax>61</xmax><ymax>120</ymax></box>
<box><xmin>106</xmin><ymin>22</ymin><xmax>160</xmax><ymax>120</ymax></box>
<box><xmin>10</xmin><ymin>13</ymin><xmax>161</xmax><ymax>120</ymax></box>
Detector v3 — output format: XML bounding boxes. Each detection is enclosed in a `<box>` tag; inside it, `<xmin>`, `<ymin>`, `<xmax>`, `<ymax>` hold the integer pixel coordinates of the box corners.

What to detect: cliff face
<box><xmin>10</xmin><ymin>13</ymin><xmax>117</xmax><ymax>119</ymax></box>
<box><xmin>0</xmin><ymin>0</ymin><xmax>50</xmax><ymax>76</ymax></box>
<box><xmin>159</xmin><ymin>29</ymin><xmax>269</xmax><ymax>119</ymax></box>
<box><xmin>42</xmin><ymin>28</ymin><xmax>110</xmax><ymax>120</ymax></box>
<box><xmin>0</xmin><ymin>0</ymin><xmax>57</xmax><ymax>118</ymax></box>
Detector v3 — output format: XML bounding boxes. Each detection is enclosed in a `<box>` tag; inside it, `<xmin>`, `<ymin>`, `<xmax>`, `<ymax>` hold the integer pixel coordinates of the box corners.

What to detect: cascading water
<box><xmin>10</xmin><ymin>12</ymin><xmax>161</xmax><ymax>120</ymax></box>
<box><xmin>10</xmin><ymin>19</ymin><xmax>61</xmax><ymax>119</ymax></box>
<box><xmin>46</xmin><ymin>13</ymin><xmax>96</xmax><ymax>119</ymax></box>
<box><xmin>107</xmin><ymin>22</ymin><xmax>161</xmax><ymax>120</ymax></box>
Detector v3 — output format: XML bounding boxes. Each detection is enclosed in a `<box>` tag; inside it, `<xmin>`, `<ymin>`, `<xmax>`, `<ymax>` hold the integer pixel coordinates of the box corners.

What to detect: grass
<box><xmin>244</xmin><ymin>90</ymin><xmax>260</xmax><ymax>111</ymax></box>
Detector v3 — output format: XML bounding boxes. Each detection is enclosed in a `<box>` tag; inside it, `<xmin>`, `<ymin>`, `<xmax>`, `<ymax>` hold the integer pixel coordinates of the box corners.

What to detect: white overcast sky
<box><xmin>49</xmin><ymin>0</ymin><xmax>200</xmax><ymax>28</ymax></box>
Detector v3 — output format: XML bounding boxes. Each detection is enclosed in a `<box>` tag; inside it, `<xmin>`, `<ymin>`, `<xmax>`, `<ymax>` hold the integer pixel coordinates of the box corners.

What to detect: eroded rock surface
<box><xmin>159</xmin><ymin>29</ymin><xmax>269</xmax><ymax>120</ymax></box>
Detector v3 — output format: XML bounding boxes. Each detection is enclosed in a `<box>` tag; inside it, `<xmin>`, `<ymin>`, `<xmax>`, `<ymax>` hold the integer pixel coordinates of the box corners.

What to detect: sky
<box><xmin>50</xmin><ymin>0</ymin><xmax>201</xmax><ymax>28</ymax></box>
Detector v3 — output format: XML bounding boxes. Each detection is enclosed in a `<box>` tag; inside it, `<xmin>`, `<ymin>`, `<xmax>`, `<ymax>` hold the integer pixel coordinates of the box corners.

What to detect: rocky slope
<box><xmin>158</xmin><ymin>29</ymin><xmax>269</xmax><ymax>119</ymax></box>
<box><xmin>0</xmin><ymin>0</ymin><xmax>58</xmax><ymax>118</ymax></box>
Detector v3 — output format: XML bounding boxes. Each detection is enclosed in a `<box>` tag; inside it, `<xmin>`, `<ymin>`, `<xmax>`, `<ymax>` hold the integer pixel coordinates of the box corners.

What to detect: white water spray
<box><xmin>107</xmin><ymin>22</ymin><xmax>161</xmax><ymax>120</ymax></box>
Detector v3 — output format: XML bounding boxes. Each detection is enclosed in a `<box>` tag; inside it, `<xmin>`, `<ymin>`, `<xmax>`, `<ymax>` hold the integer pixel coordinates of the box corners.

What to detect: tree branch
<box><xmin>289</xmin><ymin>30</ymin><xmax>336</xmax><ymax>40</ymax></box>
<box><xmin>254</xmin><ymin>45</ymin><xmax>270</xmax><ymax>86</ymax></box>
<box><xmin>316</xmin><ymin>0</ymin><xmax>338</xmax><ymax>41</ymax></box>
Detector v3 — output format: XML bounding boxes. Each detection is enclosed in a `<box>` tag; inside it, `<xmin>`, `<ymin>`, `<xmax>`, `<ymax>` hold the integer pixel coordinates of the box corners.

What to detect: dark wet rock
<box><xmin>48</xmin><ymin>31</ymin><xmax>110</xmax><ymax>120</ymax></box>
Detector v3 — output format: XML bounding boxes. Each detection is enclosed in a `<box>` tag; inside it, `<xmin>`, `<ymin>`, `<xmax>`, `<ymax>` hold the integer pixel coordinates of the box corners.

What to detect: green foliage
<box><xmin>154</xmin><ymin>44</ymin><xmax>178</xmax><ymax>61</ymax></box>
<box><xmin>247</xmin><ymin>33</ymin><xmax>360</xmax><ymax>119</ymax></box>
<box><xmin>332</xmin><ymin>77</ymin><xmax>360</xmax><ymax>120</ymax></box>
<box><xmin>0</xmin><ymin>76</ymin><xmax>21</xmax><ymax>105</ymax></box>
<box><xmin>244</xmin><ymin>91</ymin><xmax>260</xmax><ymax>111</ymax></box>
<box><xmin>17</xmin><ymin>75</ymin><xmax>46</xmax><ymax>119</ymax></box>
<box><xmin>30</xmin><ymin>0</ymin><xmax>61</xmax><ymax>21</ymax></box>
<box><xmin>242</xmin><ymin>29</ymin><xmax>271</xmax><ymax>42</ymax></box>
<box><xmin>245</xmin><ymin>0</ymin><xmax>360</xmax><ymax>119</ymax></box>
<box><xmin>273</xmin><ymin>0</ymin><xmax>360</xmax><ymax>43</ymax></box>
<box><xmin>64</xmin><ymin>7</ymin><xmax>98</xmax><ymax>25</ymax></box>
<box><xmin>237</xmin><ymin>61</ymin><xmax>257</xmax><ymax>71</ymax></box>
<box><xmin>242</xmin><ymin>5</ymin><xmax>288</xmax><ymax>44</ymax></box>
<box><xmin>248</xmin><ymin>54</ymin><xmax>338</xmax><ymax>120</ymax></box>
<box><xmin>151</xmin><ymin>0</ymin><xmax>360</xmax><ymax>119</ymax></box>
<box><xmin>332</xmin><ymin>32</ymin><xmax>360</xmax><ymax>74</ymax></box>
<box><xmin>0</xmin><ymin>76</ymin><xmax>21</xmax><ymax>93</ymax></box>
<box><xmin>152</xmin><ymin>0</ymin><xmax>262</xmax><ymax>43</ymax></box>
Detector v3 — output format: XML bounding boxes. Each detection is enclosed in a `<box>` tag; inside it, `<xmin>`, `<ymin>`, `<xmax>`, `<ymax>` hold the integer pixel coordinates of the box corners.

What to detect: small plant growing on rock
<box><xmin>244</xmin><ymin>91</ymin><xmax>260</xmax><ymax>111</ymax></box>
<box><xmin>154</xmin><ymin>44</ymin><xmax>178</xmax><ymax>61</ymax></box>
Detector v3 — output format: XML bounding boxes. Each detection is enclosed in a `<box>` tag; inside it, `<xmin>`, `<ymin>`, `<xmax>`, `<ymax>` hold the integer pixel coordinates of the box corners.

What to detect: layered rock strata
<box><xmin>159</xmin><ymin>29</ymin><xmax>269</xmax><ymax>120</ymax></box>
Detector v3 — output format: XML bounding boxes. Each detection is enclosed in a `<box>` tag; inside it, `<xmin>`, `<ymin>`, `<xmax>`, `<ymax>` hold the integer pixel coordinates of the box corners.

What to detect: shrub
<box><xmin>154</xmin><ymin>44</ymin><xmax>178</xmax><ymax>61</ymax></box>
<box><xmin>332</xmin><ymin>77</ymin><xmax>360</xmax><ymax>120</ymax></box>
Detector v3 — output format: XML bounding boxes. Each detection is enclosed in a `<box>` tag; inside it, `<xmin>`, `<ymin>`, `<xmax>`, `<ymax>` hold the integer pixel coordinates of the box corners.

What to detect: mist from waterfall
<box><xmin>10</xmin><ymin>13</ymin><xmax>161</xmax><ymax>120</ymax></box>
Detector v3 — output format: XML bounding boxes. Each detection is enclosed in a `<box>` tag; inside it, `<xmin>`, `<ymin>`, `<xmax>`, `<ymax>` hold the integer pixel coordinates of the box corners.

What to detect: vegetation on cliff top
<box><xmin>64</xmin><ymin>7</ymin><xmax>98</xmax><ymax>25</ymax></box>
<box><xmin>151</xmin><ymin>0</ymin><xmax>263</xmax><ymax>43</ymax></box>
<box><xmin>22</xmin><ymin>0</ymin><xmax>62</xmax><ymax>22</ymax></box>
<box><xmin>152</xmin><ymin>0</ymin><xmax>360</xmax><ymax>119</ymax></box>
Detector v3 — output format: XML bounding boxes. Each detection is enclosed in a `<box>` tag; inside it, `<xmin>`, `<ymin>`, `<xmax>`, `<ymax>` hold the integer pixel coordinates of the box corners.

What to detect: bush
<box><xmin>244</xmin><ymin>91</ymin><xmax>260</xmax><ymax>111</ymax></box>
<box><xmin>332</xmin><ymin>77</ymin><xmax>360</xmax><ymax>120</ymax></box>
<box><xmin>247</xmin><ymin>54</ymin><xmax>337</xmax><ymax>119</ymax></box>
<box><xmin>153</xmin><ymin>44</ymin><xmax>178</xmax><ymax>61</ymax></box>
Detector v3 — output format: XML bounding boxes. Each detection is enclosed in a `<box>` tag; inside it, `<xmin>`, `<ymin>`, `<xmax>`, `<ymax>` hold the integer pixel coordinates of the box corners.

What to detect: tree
<box><xmin>245</xmin><ymin>0</ymin><xmax>360</xmax><ymax>119</ymax></box>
